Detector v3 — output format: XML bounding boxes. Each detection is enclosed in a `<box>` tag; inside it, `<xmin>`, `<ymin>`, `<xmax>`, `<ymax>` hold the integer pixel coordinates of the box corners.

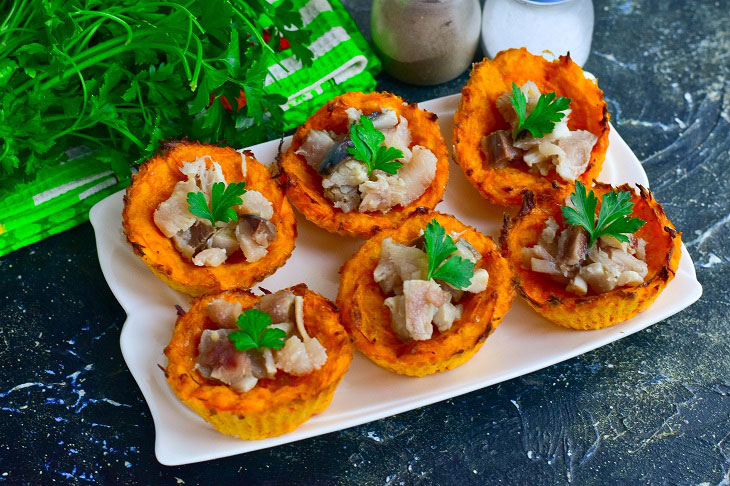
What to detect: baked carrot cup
<box><xmin>164</xmin><ymin>284</ymin><xmax>353</xmax><ymax>439</ymax></box>
<box><xmin>337</xmin><ymin>211</ymin><xmax>514</xmax><ymax>377</ymax></box>
<box><xmin>453</xmin><ymin>48</ymin><xmax>610</xmax><ymax>207</ymax></box>
<box><xmin>501</xmin><ymin>183</ymin><xmax>682</xmax><ymax>330</ymax></box>
<box><xmin>280</xmin><ymin>92</ymin><xmax>449</xmax><ymax>237</ymax></box>
<box><xmin>123</xmin><ymin>142</ymin><xmax>296</xmax><ymax>296</ymax></box>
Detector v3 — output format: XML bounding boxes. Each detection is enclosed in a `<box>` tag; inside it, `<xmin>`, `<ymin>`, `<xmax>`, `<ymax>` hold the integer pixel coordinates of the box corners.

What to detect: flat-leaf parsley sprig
<box><xmin>187</xmin><ymin>181</ymin><xmax>247</xmax><ymax>226</ymax></box>
<box><xmin>423</xmin><ymin>219</ymin><xmax>475</xmax><ymax>289</ymax></box>
<box><xmin>509</xmin><ymin>82</ymin><xmax>572</xmax><ymax>139</ymax></box>
<box><xmin>347</xmin><ymin>115</ymin><xmax>404</xmax><ymax>175</ymax></box>
<box><xmin>228</xmin><ymin>309</ymin><xmax>287</xmax><ymax>353</ymax></box>
<box><xmin>562</xmin><ymin>182</ymin><xmax>646</xmax><ymax>248</ymax></box>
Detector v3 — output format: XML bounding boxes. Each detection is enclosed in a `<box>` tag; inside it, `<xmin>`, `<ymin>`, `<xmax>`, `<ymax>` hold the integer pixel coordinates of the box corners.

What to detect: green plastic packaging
<box><xmin>0</xmin><ymin>0</ymin><xmax>380</xmax><ymax>258</ymax></box>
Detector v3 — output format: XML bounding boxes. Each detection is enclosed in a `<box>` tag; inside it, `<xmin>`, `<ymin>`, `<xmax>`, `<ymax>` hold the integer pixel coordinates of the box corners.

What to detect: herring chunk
<box><xmin>369</xmin><ymin>109</ymin><xmax>399</xmax><ymax>130</ymax></box>
<box><xmin>358</xmin><ymin>173</ymin><xmax>407</xmax><ymax>213</ymax></box>
<box><xmin>381</xmin><ymin>116</ymin><xmax>412</xmax><ymax>161</ymax></box>
<box><xmin>192</xmin><ymin>248</ymin><xmax>227</xmax><ymax>267</ymax></box>
<box><xmin>195</xmin><ymin>329</ymin><xmax>258</xmax><ymax>392</ymax></box>
<box><xmin>235</xmin><ymin>215</ymin><xmax>277</xmax><ymax>262</ymax></box>
<box><xmin>239</xmin><ymin>190</ymin><xmax>274</xmax><ymax>220</ymax></box>
<box><xmin>179</xmin><ymin>158</ymin><xmax>226</xmax><ymax>198</ymax></box>
<box><xmin>274</xmin><ymin>335</ymin><xmax>327</xmax><ymax>376</ymax></box>
<box><xmin>384</xmin><ymin>296</ymin><xmax>410</xmax><ymax>342</ymax></box>
<box><xmin>373</xmin><ymin>238</ymin><xmax>429</xmax><ymax>294</ymax></box>
<box><xmin>483</xmin><ymin>129</ymin><xmax>522</xmax><ymax>166</ymax></box>
<box><xmin>206</xmin><ymin>299</ymin><xmax>243</xmax><ymax>327</ymax></box>
<box><xmin>397</xmin><ymin>145</ymin><xmax>437</xmax><ymax>206</ymax></box>
<box><xmin>153</xmin><ymin>180</ymin><xmax>198</xmax><ymax>238</ymax></box>
<box><xmin>208</xmin><ymin>225</ymin><xmax>239</xmax><ymax>256</ymax></box>
<box><xmin>172</xmin><ymin>220</ymin><xmax>214</xmax><ymax>259</ymax></box>
<box><xmin>463</xmin><ymin>268</ymin><xmax>489</xmax><ymax>294</ymax></box>
<box><xmin>256</xmin><ymin>290</ymin><xmax>296</xmax><ymax>324</ymax></box>
<box><xmin>402</xmin><ymin>279</ymin><xmax>450</xmax><ymax>341</ymax></box>
<box><xmin>432</xmin><ymin>302</ymin><xmax>463</xmax><ymax>332</ymax></box>
<box><xmin>295</xmin><ymin>130</ymin><xmax>336</xmax><ymax>169</ymax></box>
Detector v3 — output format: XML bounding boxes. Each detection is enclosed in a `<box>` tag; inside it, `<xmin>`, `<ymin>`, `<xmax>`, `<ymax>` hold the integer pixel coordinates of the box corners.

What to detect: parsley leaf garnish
<box><xmin>509</xmin><ymin>82</ymin><xmax>572</xmax><ymax>139</ymax></box>
<box><xmin>187</xmin><ymin>181</ymin><xmax>247</xmax><ymax>226</ymax></box>
<box><xmin>347</xmin><ymin>115</ymin><xmax>404</xmax><ymax>175</ymax></box>
<box><xmin>228</xmin><ymin>309</ymin><xmax>287</xmax><ymax>353</ymax></box>
<box><xmin>423</xmin><ymin>219</ymin><xmax>475</xmax><ymax>289</ymax></box>
<box><xmin>562</xmin><ymin>182</ymin><xmax>646</xmax><ymax>248</ymax></box>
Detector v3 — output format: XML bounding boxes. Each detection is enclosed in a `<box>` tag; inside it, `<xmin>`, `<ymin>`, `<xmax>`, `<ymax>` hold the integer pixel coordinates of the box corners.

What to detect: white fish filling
<box><xmin>523</xmin><ymin>216</ymin><xmax>649</xmax><ymax>295</ymax></box>
<box><xmin>196</xmin><ymin>292</ymin><xmax>328</xmax><ymax>392</ymax></box>
<box><xmin>153</xmin><ymin>158</ymin><xmax>277</xmax><ymax>267</ymax></box>
<box><xmin>485</xmin><ymin>81</ymin><xmax>598</xmax><ymax>182</ymax></box>
<box><xmin>298</xmin><ymin>109</ymin><xmax>436</xmax><ymax>213</ymax></box>
<box><xmin>374</xmin><ymin>237</ymin><xmax>488</xmax><ymax>342</ymax></box>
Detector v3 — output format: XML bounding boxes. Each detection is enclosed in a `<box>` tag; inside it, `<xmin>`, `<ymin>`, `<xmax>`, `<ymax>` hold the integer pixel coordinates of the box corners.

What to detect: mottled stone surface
<box><xmin>0</xmin><ymin>0</ymin><xmax>728</xmax><ymax>484</ymax></box>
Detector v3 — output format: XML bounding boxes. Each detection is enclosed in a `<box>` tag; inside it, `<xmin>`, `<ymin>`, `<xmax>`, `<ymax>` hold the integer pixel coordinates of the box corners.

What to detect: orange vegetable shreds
<box><xmin>280</xmin><ymin>92</ymin><xmax>449</xmax><ymax>238</ymax></box>
<box><xmin>123</xmin><ymin>142</ymin><xmax>296</xmax><ymax>296</ymax></box>
<box><xmin>501</xmin><ymin>183</ymin><xmax>682</xmax><ymax>330</ymax></box>
<box><xmin>337</xmin><ymin>211</ymin><xmax>514</xmax><ymax>377</ymax></box>
<box><xmin>164</xmin><ymin>284</ymin><xmax>353</xmax><ymax>439</ymax></box>
<box><xmin>453</xmin><ymin>48</ymin><xmax>610</xmax><ymax>207</ymax></box>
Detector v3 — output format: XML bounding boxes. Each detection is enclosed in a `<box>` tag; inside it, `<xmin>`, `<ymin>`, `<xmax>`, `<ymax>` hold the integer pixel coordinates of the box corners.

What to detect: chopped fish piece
<box><xmin>318</xmin><ymin>139</ymin><xmax>355</xmax><ymax>175</ymax></box>
<box><xmin>179</xmin><ymin>157</ymin><xmax>225</xmax><ymax>200</ymax></box>
<box><xmin>325</xmin><ymin>184</ymin><xmax>361</xmax><ymax>213</ymax></box>
<box><xmin>192</xmin><ymin>248</ymin><xmax>227</xmax><ymax>267</ymax></box>
<box><xmin>384</xmin><ymin>296</ymin><xmax>410</xmax><ymax>342</ymax></box>
<box><xmin>239</xmin><ymin>190</ymin><xmax>274</xmax><ymax>220</ymax></box>
<box><xmin>369</xmin><ymin>109</ymin><xmax>399</xmax><ymax>130</ymax></box>
<box><xmin>432</xmin><ymin>302</ymin><xmax>463</xmax><ymax>332</ymax></box>
<box><xmin>463</xmin><ymin>268</ymin><xmax>489</xmax><ymax>294</ymax></box>
<box><xmin>483</xmin><ymin>129</ymin><xmax>522</xmax><ymax>166</ymax></box>
<box><xmin>454</xmin><ymin>238</ymin><xmax>482</xmax><ymax>263</ymax></box>
<box><xmin>295</xmin><ymin>129</ymin><xmax>336</xmax><ymax>169</ymax></box>
<box><xmin>345</xmin><ymin>107</ymin><xmax>364</xmax><ymax>126</ymax></box>
<box><xmin>396</xmin><ymin>145</ymin><xmax>437</xmax><ymax>206</ymax></box>
<box><xmin>274</xmin><ymin>335</ymin><xmax>327</xmax><ymax>376</ymax></box>
<box><xmin>207</xmin><ymin>225</ymin><xmax>239</xmax><ymax>256</ymax></box>
<box><xmin>235</xmin><ymin>215</ymin><xmax>277</xmax><ymax>262</ymax></box>
<box><xmin>172</xmin><ymin>220</ymin><xmax>214</xmax><ymax>259</ymax></box>
<box><xmin>153</xmin><ymin>179</ymin><xmax>199</xmax><ymax>238</ymax></box>
<box><xmin>195</xmin><ymin>329</ymin><xmax>259</xmax><ymax>392</ymax></box>
<box><xmin>206</xmin><ymin>299</ymin><xmax>243</xmax><ymax>328</ymax></box>
<box><xmin>359</xmin><ymin>173</ymin><xmax>407</xmax><ymax>213</ymax></box>
<box><xmin>403</xmin><ymin>279</ymin><xmax>450</xmax><ymax>341</ymax></box>
<box><xmin>381</xmin><ymin>116</ymin><xmax>412</xmax><ymax>160</ymax></box>
<box><xmin>373</xmin><ymin>238</ymin><xmax>429</xmax><ymax>294</ymax></box>
<box><xmin>256</xmin><ymin>290</ymin><xmax>296</xmax><ymax>324</ymax></box>
<box><xmin>294</xmin><ymin>296</ymin><xmax>308</xmax><ymax>341</ymax></box>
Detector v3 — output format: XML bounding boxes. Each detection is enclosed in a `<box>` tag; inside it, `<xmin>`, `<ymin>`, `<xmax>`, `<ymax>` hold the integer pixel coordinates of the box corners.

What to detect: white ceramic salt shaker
<box><xmin>481</xmin><ymin>0</ymin><xmax>594</xmax><ymax>67</ymax></box>
<box><xmin>371</xmin><ymin>0</ymin><xmax>482</xmax><ymax>85</ymax></box>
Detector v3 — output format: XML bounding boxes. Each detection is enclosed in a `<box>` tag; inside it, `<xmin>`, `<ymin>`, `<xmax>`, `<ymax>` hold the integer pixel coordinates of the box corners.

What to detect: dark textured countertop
<box><xmin>1</xmin><ymin>0</ymin><xmax>728</xmax><ymax>484</ymax></box>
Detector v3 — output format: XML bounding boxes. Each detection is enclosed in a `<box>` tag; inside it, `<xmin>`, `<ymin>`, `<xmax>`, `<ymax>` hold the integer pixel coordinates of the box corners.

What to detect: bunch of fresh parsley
<box><xmin>0</xmin><ymin>0</ymin><xmax>313</xmax><ymax>191</ymax></box>
<box><xmin>228</xmin><ymin>309</ymin><xmax>287</xmax><ymax>353</ymax></box>
<box><xmin>562</xmin><ymin>182</ymin><xmax>646</xmax><ymax>247</ymax></box>
<box><xmin>509</xmin><ymin>82</ymin><xmax>571</xmax><ymax>139</ymax></box>
<box><xmin>347</xmin><ymin>115</ymin><xmax>404</xmax><ymax>175</ymax></box>
<box><xmin>423</xmin><ymin>219</ymin><xmax>475</xmax><ymax>289</ymax></box>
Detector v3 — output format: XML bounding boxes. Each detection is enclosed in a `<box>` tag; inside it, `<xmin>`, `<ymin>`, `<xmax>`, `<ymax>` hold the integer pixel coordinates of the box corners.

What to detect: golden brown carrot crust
<box><xmin>122</xmin><ymin>142</ymin><xmax>297</xmax><ymax>296</ymax></box>
<box><xmin>500</xmin><ymin>183</ymin><xmax>682</xmax><ymax>330</ymax></box>
<box><xmin>280</xmin><ymin>91</ymin><xmax>450</xmax><ymax>238</ymax></box>
<box><xmin>337</xmin><ymin>211</ymin><xmax>514</xmax><ymax>376</ymax></box>
<box><xmin>452</xmin><ymin>48</ymin><xmax>610</xmax><ymax>207</ymax></box>
<box><xmin>164</xmin><ymin>284</ymin><xmax>353</xmax><ymax>439</ymax></box>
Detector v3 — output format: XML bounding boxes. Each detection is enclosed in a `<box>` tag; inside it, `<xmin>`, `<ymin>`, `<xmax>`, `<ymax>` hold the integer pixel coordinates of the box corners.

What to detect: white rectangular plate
<box><xmin>90</xmin><ymin>93</ymin><xmax>702</xmax><ymax>466</ymax></box>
